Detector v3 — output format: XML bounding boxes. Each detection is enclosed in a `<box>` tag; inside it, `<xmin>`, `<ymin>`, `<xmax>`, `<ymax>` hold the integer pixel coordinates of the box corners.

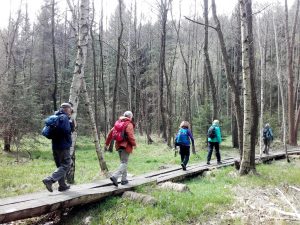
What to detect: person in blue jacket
<box><xmin>207</xmin><ymin>120</ymin><xmax>222</xmax><ymax>165</ymax></box>
<box><xmin>175</xmin><ymin>121</ymin><xmax>195</xmax><ymax>170</ymax></box>
<box><xmin>42</xmin><ymin>102</ymin><xmax>74</xmax><ymax>192</ymax></box>
<box><xmin>262</xmin><ymin>123</ymin><xmax>273</xmax><ymax>154</ymax></box>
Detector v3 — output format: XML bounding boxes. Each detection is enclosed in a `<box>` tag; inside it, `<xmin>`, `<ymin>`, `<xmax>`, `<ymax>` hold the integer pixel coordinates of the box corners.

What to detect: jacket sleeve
<box><xmin>188</xmin><ymin>129</ymin><xmax>195</xmax><ymax>146</ymax></box>
<box><xmin>105</xmin><ymin>128</ymin><xmax>114</xmax><ymax>146</ymax></box>
<box><xmin>217</xmin><ymin>127</ymin><xmax>222</xmax><ymax>143</ymax></box>
<box><xmin>125</xmin><ymin>123</ymin><xmax>136</xmax><ymax>147</ymax></box>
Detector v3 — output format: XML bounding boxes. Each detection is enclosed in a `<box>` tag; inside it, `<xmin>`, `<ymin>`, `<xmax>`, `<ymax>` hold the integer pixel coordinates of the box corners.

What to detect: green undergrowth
<box><xmin>60</xmin><ymin>160</ymin><xmax>300</xmax><ymax>225</ymax></box>
<box><xmin>0</xmin><ymin>135</ymin><xmax>232</xmax><ymax>198</ymax></box>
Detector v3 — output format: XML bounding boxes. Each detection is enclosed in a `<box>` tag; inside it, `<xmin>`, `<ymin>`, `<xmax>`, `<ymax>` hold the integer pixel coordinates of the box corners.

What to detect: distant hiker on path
<box><xmin>42</xmin><ymin>102</ymin><xmax>74</xmax><ymax>192</ymax></box>
<box><xmin>207</xmin><ymin>120</ymin><xmax>222</xmax><ymax>165</ymax></box>
<box><xmin>106</xmin><ymin>111</ymin><xmax>136</xmax><ymax>187</ymax></box>
<box><xmin>175</xmin><ymin>121</ymin><xmax>195</xmax><ymax>171</ymax></box>
<box><xmin>262</xmin><ymin>123</ymin><xmax>273</xmax><ymax>155</ymax></box>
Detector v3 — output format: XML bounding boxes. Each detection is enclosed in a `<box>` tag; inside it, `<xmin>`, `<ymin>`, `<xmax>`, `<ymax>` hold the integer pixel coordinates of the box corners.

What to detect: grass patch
<box><xmin>60</xmin><ymin>160</ymin><xmax>300</xmax><ymax>225</ymax></box>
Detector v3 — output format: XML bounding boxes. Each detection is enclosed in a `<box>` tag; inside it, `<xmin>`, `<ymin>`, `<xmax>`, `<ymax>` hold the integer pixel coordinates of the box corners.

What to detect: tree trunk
<box><xmin>51</xmin><ymin>0</ymin><xmax>58</xmax><ymax>111</ymax></box>
<box><xmin>273</xmin><ymin>13</ymin><xmax>289</xmax><ymax>162</ymax></box>
<box><xmin>90</xmin><ymin>1</ymin><xmax>99</xmax><ymax>134</ymax></box>
<box><xmin>67</xmin><ymin>0</ymin><xmax>108</xmax><ymax>183</ymax></box>
<box><xmin>285</xmin><ymin>0</ymin><xmax>300</xmax><ymax>145</ymax></box>
<box><xmin>239</xmin><ymin>0</ymin><xmax>258</xmax><ymax>175</ymax></box>
<box><xmin>112</xmin><ymin>0</ymin><xmax>123</xmax><ymax>126</ymax></box>
<box><xmin>257</xmin><ymin>18</ymin><xmax>268</xmax><ymax>156</ymax></box>
<box><xmin>204</xmin><ymin>0</ymin><xmax>218</xmax><ymax>120</ymax></box>
<box><xmin>211</xmin><ymin>0</ymin><xmax>243</xmax><ymax>155</ymax></box>
<box><xmin>98</xmin><ymin>0</ymin><xmax>107</xmax><ymax>137</ymax></box>
<box><xmin>158</xmin><ymin>0</ymin><xmax>168</xmax><ymax>142</ymax></box>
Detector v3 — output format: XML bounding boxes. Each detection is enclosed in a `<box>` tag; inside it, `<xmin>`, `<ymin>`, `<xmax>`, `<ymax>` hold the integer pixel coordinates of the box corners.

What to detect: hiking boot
<box><xmin>58</xmin><ymin>185</ymin><xmax>70</xmax><ymax>192</ymax></box>
<box><xmin>110</xmin><ymin>176</ymin><xmax>118</xmax><ymax>187</ymax></box>
<box><xmin>207</xmin><ymin>161</ymin><xmax>210</xmax><ymax>165</ymax></box>
<box><xmin>181</xmin><ymin>163</ymin><xmax>187</xmax><ymax>171</ymax></box>
<box><xmin>217</xmin><ymin>161</ymin><xmax>223</xmax><ymax>165</ymax></box>
<box><xmin>42</xmin><ymin>179</ymin><xmax>53</xmax><ymax>192</ymax></box>
<box><xmin>121</xmin><ymin>180</ymin><xmax>129</xmax><ymax>185</ymax></box>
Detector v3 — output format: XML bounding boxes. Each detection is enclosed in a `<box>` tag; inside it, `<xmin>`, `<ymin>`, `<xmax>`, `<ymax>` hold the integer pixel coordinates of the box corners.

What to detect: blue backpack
<box><xmin>175</xmin><ymin>128</ymin><xmax>190</xmax><ymax>145</ymax></box>
<box><xmin>42</xmin><ymin>115</ymin><xmax>60</xmax><ymax>139</ymax></box>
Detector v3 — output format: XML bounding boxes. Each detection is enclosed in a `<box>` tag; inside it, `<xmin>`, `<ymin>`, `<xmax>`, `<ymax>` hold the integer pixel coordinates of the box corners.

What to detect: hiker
<box><xmin>262</xmin><ymin>123</ymin><xmax>273</xmax><ymax>154</ymax></box>
<box><xmin>207</xmin><ymin>120</ymin><xmax>222</xmax><ymax>165</ymax></box>
<box><xmin>105</xmin><ymin>111</ymin><xmax>136</xmax><ymax>187</ymax></box>
<box><xmin>42</xmin><ymin>102</ymin><xmax>74</xmax><ymax>192</ymax></box>
<box><xmin>175</xmin><ymin>121</ymin><xmax>195</xmax><ymax>171</ymax></box>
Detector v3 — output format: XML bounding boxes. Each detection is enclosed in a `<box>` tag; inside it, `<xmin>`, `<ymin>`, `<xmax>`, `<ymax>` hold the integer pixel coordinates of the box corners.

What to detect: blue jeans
<box><xmin>207</xmin><ymin>142</ymin><xmax>221</xmax><ymax>163</ymax></box>
<box><xmin>179</xmin><ymin>145</ymin><xmax>190</xmax><ymax>166</ymax></box>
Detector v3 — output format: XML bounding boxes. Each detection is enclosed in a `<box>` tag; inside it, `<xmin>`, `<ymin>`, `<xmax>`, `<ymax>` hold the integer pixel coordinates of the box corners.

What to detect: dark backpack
<box><xmin>207</xmin><ymin>126</ymin><xmax>216</xmax><ymax>139</ymax></box>
<box><xmin>112</xmin><ymin>120</ymin><xmax>130</xmax><ymax>142</ymax></box>
<box><xmin>175</xmin><ymin>128</ymin><xmax>190</xmax><ymax>145</ymax></box>
<box><xmin>42</xmin><ymin>115</ymin><xmax>60</xmax><ymax>139</ymax></box>
<box><xmin>263</xmin><ymin>128</ymin><xmax>271</xmax><ymax>140</ymax></box>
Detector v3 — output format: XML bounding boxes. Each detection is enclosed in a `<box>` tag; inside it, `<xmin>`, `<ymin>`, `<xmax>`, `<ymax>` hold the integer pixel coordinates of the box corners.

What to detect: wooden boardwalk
<box><xmin>1</xmin><ymin>149</ymin><xmax>299</xmax><ymax>224</ymax></box>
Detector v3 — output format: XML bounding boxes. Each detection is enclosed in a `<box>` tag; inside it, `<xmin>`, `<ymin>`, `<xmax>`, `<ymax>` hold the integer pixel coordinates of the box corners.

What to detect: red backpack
<box><xmin>112</xmin><ymin>119</ymin><xmax>131</xmax><ymax>142</ymax></box>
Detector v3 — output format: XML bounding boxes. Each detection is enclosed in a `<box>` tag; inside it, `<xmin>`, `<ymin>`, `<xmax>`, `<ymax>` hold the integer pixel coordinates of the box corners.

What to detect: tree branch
<box><xmin>184</xmin><ymin>16</ymin><xmax>217</xmax><ymax>30</ymax></box>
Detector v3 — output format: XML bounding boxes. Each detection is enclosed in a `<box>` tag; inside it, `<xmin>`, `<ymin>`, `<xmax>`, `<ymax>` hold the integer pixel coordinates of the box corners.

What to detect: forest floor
<box><xmin>207</xmin><ymin>159</ymin><xmax>300</xmax><ymax>225</ymax></box>
<box><xmin>1</xmin><ymin>136</ymin><xmax>300</xmax><ymax>225</ymax></box>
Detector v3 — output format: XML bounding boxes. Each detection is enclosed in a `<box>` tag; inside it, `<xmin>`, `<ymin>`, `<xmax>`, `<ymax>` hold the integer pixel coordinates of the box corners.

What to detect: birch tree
<box><xmin>239</xmin><ymin>0</ymin><xmax>259</xmax><ymax>175</ymax></box>
<box><xmin>67</xmin><ymin>0</ymin><xmax>108</xmax><ymax>182</ymax></box>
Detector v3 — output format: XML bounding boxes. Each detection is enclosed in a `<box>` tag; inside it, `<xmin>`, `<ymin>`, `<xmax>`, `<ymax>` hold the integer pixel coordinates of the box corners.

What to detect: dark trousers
<box><xmin>263</xmin><ymin>139</ymin><xmax>271</xmax><ymax>154</ymax></box>
<box><xmin>207</xmin><ymin>142</ymin><xmax>221</xmax><ymax>163</ymax></box>
<box><xmin>48</xmin><ymin>148</ymin><xmax>71</xmax><ymax>187</ymax></box>
<box><xmin>179</xmin><ymin>145</ymin><xmax>190</xmax><ymax>166</ymax></box>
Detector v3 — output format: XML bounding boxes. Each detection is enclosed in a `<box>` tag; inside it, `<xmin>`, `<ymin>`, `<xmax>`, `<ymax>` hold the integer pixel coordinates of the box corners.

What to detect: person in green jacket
<box><xmin>207</xmin><ymin>120</ymin><xmax>222</xmax><ymax>165</ymax></box>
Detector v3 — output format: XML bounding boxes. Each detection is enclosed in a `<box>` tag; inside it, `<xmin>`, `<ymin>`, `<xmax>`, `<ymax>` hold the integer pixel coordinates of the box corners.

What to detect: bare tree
<box><xmin>203</xmin><ymin>0</ymin><xmax>218</xmax><ymax>120</ymax></box>
<box><xmin>51</xmin><ymin>0</ymin><xmax>58</xmax><ymax>111</ymax></box>
<box><xmin>239</xmin><ymin>0</ymin><xmax>259</xmax><ymax>175</ymax></box>
<box><xmin>285</xmin><ymin>0</ymin><xmax>300</xmax><ymax>145</ymax></box>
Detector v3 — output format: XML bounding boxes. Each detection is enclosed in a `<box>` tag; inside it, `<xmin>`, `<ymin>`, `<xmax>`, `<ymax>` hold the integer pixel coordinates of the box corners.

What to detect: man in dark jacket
<box><xmin>42</xmin><ymin>102</ymin><xmax>73</xmax><ymax>192</ymax></box>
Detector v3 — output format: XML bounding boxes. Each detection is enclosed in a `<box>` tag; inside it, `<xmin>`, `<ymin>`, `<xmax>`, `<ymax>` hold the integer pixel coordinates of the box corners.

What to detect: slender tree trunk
<box><xmin>239</xmin><ymin>0</ymin><xmax>258</xmax><ymax>175</ymax></box>
<box><xmin>158</xmin><ymin>0</ymin><xmax>168</xmax><ymax>142</ymax></box>
<box><xmin>99</xmin><ymin>0</ymin><xmax>107</xmax><ymax>137</ymax></box>
<box><xmin>90</xmin><ymin>1</ymin><xmax>99</xmax><ymax>133</ymax></box>
<box><xmin>82</xmin><ymin>78</ymin><xmax>108</xmax><ymax>173</ymax></box>
<box><xmin>67</xmin><ymin>0</ymin><xmax>108</xmax><ymax>183</ymax></box>
<box><xmin>257</xmin><ymin>18</ymin><xmax>268</xmax><ymax>156</ymax></box>
<box><xmin>285</xmin><ymin>0</ymin><xmax>300</xmax><ymax>145</ymax></box>
<box><xmin>51</xmin><ymin>0</ymin><xmax>58</xmax><ymax>111</ymax></box>
<box><xmin>211</xmin><ymin>0</ymin><xmax>243</xmax><ymax>155</ymax></box>
<box><xmin>127</xmin><ymin>3</ymin><xmax>132</xmax><ymax>111</ymax></box>
<box><xmin>203</xmin><ymin>0</ymin><xmax>218</xmax><ymax>120</ymax></box>
<box><xmin>112</xmin><ymin>0</ymin><xmax>124</xmax><ymax>127</ymax></box>
<box><xmin>273</xmin><ymin>13</ymin><xmax>289</xmax><ymax>162</ymax></box>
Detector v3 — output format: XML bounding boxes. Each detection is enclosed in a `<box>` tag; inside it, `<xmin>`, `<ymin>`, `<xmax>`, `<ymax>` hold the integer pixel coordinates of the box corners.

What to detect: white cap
<box><xmin>123</xmin><ymin>111</ymin><xmax>133</xmax><ymax>118</ymax></box>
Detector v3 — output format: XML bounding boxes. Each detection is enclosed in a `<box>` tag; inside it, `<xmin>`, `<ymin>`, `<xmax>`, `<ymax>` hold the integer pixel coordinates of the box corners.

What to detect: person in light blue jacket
<box><xmin>207</xmin><ymin>120</ymin><xmax>222</xmax><ymax>165</ymax></box>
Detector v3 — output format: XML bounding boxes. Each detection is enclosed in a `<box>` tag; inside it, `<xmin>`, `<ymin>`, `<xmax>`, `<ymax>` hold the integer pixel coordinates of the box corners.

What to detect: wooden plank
<box><xmin>0</xmin><ymin>149</ymin><xmax>299</xmax><ymax>223</ymax></box>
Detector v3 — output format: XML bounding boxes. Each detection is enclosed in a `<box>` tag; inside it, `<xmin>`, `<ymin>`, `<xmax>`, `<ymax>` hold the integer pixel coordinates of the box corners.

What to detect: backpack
<box><xmin>42</xmin><ymin>115</ymin><xmax>60</xmax><ymax>139</ymax></box>
<box><xmin>112</xmin><ymin>119</ymin><xmax>130</xmax><ymax>142</ymax></box>
<box><xmin>175</xmin><ymin>128</ymin><xmax>190</xmax><ymax>145</ymax></box>
<box><xmin>207</xmin><ymin>126</ymin><xmax>216</xmax><ymax>139</ymax></box>
<box><xmin>263</xmin><ymin>128</ymin><xmax>272</xmax><ymax>140</ymax></box>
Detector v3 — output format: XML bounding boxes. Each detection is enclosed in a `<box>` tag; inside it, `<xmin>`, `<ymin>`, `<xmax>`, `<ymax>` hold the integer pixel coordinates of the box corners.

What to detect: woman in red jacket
<box><xmin>105</xmin><ymin>111</ymin><xmax>136</xmax><ymax>187</ymax></box>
